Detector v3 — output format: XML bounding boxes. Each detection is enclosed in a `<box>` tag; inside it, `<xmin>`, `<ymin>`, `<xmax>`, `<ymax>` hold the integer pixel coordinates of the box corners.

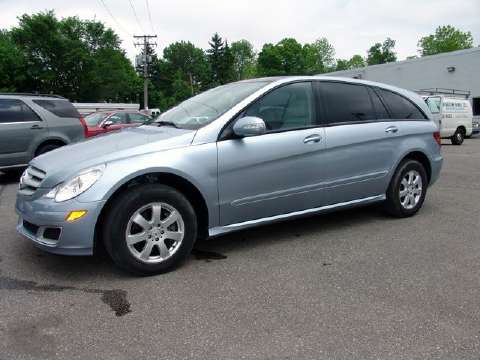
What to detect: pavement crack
<box><xmin>0</xmin><ymin>276</ymin><xmax>131</xmax><ymax>317</ymax></box>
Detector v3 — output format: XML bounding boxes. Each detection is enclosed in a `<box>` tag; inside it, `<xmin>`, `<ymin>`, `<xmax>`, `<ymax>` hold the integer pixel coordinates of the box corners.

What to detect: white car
<box><xmin>425</xmin><ymin>96</ymin><xmax>473</xmax><ymax>145</ymax></box>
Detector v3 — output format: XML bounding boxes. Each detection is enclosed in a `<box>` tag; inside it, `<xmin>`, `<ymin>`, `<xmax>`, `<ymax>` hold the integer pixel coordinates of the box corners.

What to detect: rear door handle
<box><xmin>304</xmin><ymin>134</ymin><xmax>322</xmax><ymax>144</ymax></box>
<box><xmin>30</xmin><ymin>124</ymin><xmax>44</xmax><ymax>130</ymax></box>
<box><xmin>385</xmin><ymin>126</ymin><xmax>398</xmax><ymax>134</ymax></box>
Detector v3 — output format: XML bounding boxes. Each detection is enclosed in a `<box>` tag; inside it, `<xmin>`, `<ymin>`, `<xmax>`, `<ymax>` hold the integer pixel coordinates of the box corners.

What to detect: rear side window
<box><xmin>319</xmin><ymin>82</ymin><xmax>376</xmax><ymax>124</ymax></box>
<box><xmin>368</xmin><ymin>87</ymin><xmax>389</xmax><ymax>119</ymax></box>
<box><xmin>33</xmin><ymin>99</ymin><xmax>80</xmax><ymax>118</ymax></box>
<box><xmin>0</xmin><ymin>99</ymin><xmax>41</xmax><ymax>123</ymax></box>
<box><xmin>376</xmin><ymin>88</ymin><xmax>427</xmax><ymax>120</ymax></box>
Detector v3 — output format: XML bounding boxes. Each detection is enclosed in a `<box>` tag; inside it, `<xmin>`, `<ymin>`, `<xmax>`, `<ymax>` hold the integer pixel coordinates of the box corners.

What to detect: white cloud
<box><xmin>0</xmin><ymin>0</ymin><xmax>478</xmax><ymax>62</ymax></box>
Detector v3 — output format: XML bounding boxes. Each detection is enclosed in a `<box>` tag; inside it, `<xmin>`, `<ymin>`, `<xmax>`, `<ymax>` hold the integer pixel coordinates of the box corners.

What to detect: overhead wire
<box><xmin>128</xmin><ymin>0</ymin><xmax>145</xmax><ymax>34</ymax></box>
<box><xmin>97</xmin><ymin>0</ymin><xmax>131</xmax><ymax>36</ymax></box>
<box><xmin>145</xmin><ymin>0</ymin><xmax>156</xmax><ymax>35</ymax></box>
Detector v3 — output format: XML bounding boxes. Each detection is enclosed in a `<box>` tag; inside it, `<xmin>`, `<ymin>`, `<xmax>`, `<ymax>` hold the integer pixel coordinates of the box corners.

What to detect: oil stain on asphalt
<box><xmin>191</xmin><ymin>248</ymin><xmax>227</xmax><ymax>262</ymax></box>
<box><xmin>0</xmin><ymin>276</ymin><xmax>131</xmax><ymax>316</ymax></box>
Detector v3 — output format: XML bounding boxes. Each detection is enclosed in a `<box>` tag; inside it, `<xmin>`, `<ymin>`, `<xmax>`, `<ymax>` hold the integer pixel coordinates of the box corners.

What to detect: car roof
<box><xmin>0</xmin><ymin>93</ymin><xmax>66</xmax><ymax>100</ymax></box>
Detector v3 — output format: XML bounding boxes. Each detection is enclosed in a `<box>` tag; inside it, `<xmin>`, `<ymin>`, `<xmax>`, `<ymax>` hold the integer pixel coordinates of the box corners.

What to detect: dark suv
<box><xmin>0</xmin><ymin>93</ymin><xmax>86</xmax><ymax>171</ymax></box>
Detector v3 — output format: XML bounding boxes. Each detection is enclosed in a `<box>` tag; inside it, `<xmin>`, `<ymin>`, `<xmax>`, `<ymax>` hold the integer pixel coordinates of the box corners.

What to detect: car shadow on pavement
<box><xmin>0</xmin><ymin>169</ymin><xmax>24</xmax><ymax>185</ymax></box>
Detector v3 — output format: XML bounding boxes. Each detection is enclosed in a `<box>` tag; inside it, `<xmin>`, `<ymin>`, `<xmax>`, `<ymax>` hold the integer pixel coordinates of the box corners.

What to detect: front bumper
<box><xmin>16</xmin><ymin>194</ymin><xmax>105</xmax><ymax>256</ymax></box>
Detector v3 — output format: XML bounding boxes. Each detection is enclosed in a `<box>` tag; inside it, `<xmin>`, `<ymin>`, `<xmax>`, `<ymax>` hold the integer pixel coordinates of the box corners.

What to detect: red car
<box><xmin>84</xmin><ymin>110</ymin><xmax>152</xmax><ymax>138</ymax></box>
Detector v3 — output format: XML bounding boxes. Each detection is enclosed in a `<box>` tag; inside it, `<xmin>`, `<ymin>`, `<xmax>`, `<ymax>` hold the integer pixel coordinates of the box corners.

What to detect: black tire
<box><xmin>35</xmin><ymin>143</ymin><xmax>62</xmax><ymax>156</ymax></box>
<box><xmin>451</xmin><ymin>128</ymin><xmax>465</xmax><ymax>145</ymax></box>
<box><xmin>384</xmin><ymin>159</ymin><xmax>428</xmax><ymax>218</ymax></box>
<box><xmin>103</xmin><ymin>184</ymin><xmax>197</xmax><ymax>275</ymax></box>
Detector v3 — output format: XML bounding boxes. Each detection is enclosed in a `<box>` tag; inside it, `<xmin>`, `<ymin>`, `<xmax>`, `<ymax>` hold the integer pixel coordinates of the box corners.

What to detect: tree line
<box><xmin>0</xmin><ymin>11</ymin><xmax>475</xmax><ymax>110</ymax></box>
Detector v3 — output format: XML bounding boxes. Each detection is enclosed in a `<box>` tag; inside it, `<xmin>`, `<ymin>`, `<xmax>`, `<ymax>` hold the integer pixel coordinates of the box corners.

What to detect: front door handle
<box><xmin>30</xmin><ymin>124</ymin><xmax>44</xmax><ymax>130</ymax></box>
<box><xmin>385</xmin><ymin>126</ymin><xmax>398</xmax><ymax>134</ymax></box>
<box><xmin>304</xmin><ymin>134</ymin><xmax>322</xmax><ymax>144</ymax></box>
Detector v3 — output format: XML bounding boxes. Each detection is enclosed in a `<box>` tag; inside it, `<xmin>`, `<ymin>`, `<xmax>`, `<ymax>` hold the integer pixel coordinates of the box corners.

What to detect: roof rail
<box><xmin>0</xmin><ymin>92</ymin><xmax>66</xmax><ymax>99</ymax></box>
<box><xmin>417</xmin><ymin>88</ymin><xmax>471</xmax><ymax>99</ymax></box>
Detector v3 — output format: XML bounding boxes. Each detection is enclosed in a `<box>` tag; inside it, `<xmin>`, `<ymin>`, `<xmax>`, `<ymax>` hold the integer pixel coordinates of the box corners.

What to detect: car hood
<box><xmin>31</xmin><ymin>126</ymin><xmax>196</xmax><ymax>188</ymax></box>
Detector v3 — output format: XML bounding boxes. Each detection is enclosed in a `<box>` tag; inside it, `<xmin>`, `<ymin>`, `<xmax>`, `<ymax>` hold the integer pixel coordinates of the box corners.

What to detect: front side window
<box><xmin>0</xmin><ymin>99</ymin><xmax>41</xmax><ymax>123</ymax></box>
<box><xmin>85</xmin><ymin>112</ymin><xmax>108</xmax><ymax>126</ymax></box>
<box><xmin>425</xmin><ymin>97</ymin><xmax>441</xmax><ymax>114</ymax></box>
<box><xmin>244</xmin><ymin>82</ymin><xmax>315</xmax><ymax>131</ymax></box>
<box><xmin>319</xmin><ymin>82</ymin><xmax>376</xmax><ymax>124</ymax></box>
<box><xmin>108</xmin><ymin>113</ymin><xmax>128</xmax><ymax>124</ymax></box>
<box><xmin>129</xmin><ymin>113</ymin><xmax>151</xmax><ymax>124</ymax></box>
<box><xmin>376</xmin><ymin>88</ymin><xmax>427</xmax><ymax>120</ymax></box>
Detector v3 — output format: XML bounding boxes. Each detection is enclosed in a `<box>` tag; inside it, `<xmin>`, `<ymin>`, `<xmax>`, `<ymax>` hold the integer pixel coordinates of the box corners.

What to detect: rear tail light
<box><xmin>79</xmin><ymin>117</ymin><xmax>90</xmax><ymax>138</ymax></box>
<box><xmin>433</xmin><ymin>131</ymin><xmax>441</xmax><ymax>146</ymax></box>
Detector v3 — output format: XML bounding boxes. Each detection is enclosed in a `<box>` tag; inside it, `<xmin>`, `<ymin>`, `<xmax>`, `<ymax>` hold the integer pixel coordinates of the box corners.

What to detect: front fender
<box><xmin>76</xmin><ymin>143</ymin><xmax>219</xmax><ymax>228</ymax></box>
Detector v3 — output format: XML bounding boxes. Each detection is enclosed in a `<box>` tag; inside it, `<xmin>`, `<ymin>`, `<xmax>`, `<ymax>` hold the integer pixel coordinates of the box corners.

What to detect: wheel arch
<box><xmin>398</xmin><ymin>150</ymin><xmax>432</xmax><ymax>184</ymax></box>
<box><xmin>94</xmin><ymin>171</ymin><xmax>210</xmax><ymax>253</ymax></box>
<box><xmin>34</xmin><ymin>138</ymin><xmax>68</xmax><ymax>156</ymax></box>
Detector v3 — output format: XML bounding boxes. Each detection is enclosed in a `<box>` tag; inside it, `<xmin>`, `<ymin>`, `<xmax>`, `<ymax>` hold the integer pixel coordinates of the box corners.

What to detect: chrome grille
<box><xmin>18</xmin><ymin>166</ymin><xmax>46</xmax><ymax>196</ymax></box>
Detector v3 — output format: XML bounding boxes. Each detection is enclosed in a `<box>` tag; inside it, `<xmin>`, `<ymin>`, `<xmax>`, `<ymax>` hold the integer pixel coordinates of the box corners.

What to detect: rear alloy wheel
<box><xmin>35</xmin><ymin>143</ymin><xmax>62</xmax><ymax>156</ymax></box>
<box><xmin>103</xmin><ymin>184</ymin><xmax>197</xmax><ymax>275</ymax></box>
<box><xmin>451</xmin><ymin>128</ymin><xmax>465</xmax><ymax>145</ymax></box>
<box><xmin>384</xmin><ymin>159</ymin><xmax>428</xmax><ymax>217</ymax></box>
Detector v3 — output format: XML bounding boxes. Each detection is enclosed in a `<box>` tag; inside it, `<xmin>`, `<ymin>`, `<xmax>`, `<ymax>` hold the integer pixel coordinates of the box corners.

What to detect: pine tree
<box><xmin>207</xmin><ymin>33</ymin><xmax>224</xmax><ymax>86</ymax></box>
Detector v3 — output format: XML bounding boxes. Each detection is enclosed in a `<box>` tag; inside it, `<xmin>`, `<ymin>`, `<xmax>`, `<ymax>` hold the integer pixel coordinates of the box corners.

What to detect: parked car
<box><xmin>424</xmin><ymin>94</ymin><xmax>473</xmax><ymax>145</ymax></box>
<box><xmin>15</xmin><ymin>77</ymin><xmax>443</xmax><ymax>275</ymax></box>
<box><xmin>84</xmin><ymin>110</ymin><xmax>152</xmax><ymax>137</ymax></box>
<box><xmin>0</xmin><ymin>93</ymin><xmax>86</xmax><ymax>172</ymax></box>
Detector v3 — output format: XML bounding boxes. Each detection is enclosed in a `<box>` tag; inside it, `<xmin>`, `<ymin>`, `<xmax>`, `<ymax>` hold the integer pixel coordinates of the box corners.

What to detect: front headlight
<box><xmin>46</xmin><ymin>165</ymin><xmax>105</xmax><ymax>202</ymax></box>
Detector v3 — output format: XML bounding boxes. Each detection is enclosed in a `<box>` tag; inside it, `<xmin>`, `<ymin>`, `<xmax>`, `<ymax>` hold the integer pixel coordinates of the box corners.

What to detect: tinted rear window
<box><xmin>375</xmin><ymin>88</ymin><xmax>427</xmax><ymax>120</ymax></box>
<box><xmin>0</xmin><ymin>99</ymin><xmax>41</xmax><ymax>123</ymax></box>
<box><xmin>319</xmin><ymin>82</ymin><xmax>376</xmax><ymax>124</ymax></box>
<box><xmin>33</xmin><ymin>99</ymin><xmax>80</xmax><ymax>118</ymax></box>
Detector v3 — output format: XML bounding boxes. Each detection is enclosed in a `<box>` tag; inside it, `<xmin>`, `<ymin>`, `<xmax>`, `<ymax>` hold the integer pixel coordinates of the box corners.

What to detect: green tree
<box><xmin>367</xmin><ymin>38</ymin><xmax>397</xmax><ymax>65</ymax></box>
<box><xmin>8</xmin><ymin>11</ymin><xmax>140</xmax><ymax>102</ymax></box>
<box><xmin>348</xmin><ymin>54</ymin><xmax>365</xmax><ymax>69</ymax></box>
<box><xmin>207</xmin><ymin>33</ymin><xmax>225</xmax><ymax>85</ymax></box>
<box><xmin>303</xmin><ymin>37</ymin><xmax>335</xmax><ymax>74</ymax></box>
<box><xmin>219</xmin><ymin>41</ymin><xmax>235</xmax><ymax>83</ymax></box>
<box><xmin>162</xmin><ymin>41</ymin><xmax>208</xmax><ymax>94</ymax></box>
<box><xmin>0</xmin><ymin>30</ymin><xmax>26</xmax><ymax>91</ymax></box>
<box><xmin>257</xmin><ymin>38</ymin><xmax>305</xmax><ymax>76</ymax></box>
<box><xmin>231</xmin><ymin>39</ymin><xmax>256</xmax><ymax>80</ymax></box>
<box><xmin>418</xmin><ymin>25</ymin><xmax>474</xmax><ymax>56</ymax></box>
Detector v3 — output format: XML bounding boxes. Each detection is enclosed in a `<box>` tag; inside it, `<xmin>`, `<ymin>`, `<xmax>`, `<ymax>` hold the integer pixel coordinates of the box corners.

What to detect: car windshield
<box><xmin>85</xmin><ymin>112</ymin><xmax>109</xmax><ymax>126</ymax></box>
<box><xmin>151</xmin><ymin>81</ymin><xmax>269</xmax><ymax>130</ymax></box>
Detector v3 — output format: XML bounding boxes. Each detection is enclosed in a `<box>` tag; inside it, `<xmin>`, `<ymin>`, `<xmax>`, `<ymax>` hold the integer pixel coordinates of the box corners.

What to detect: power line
<box><xmin>97</xmin><ymin>0</ymin><xmax>131</xmax><ymax>36</ymax></box>
<box><xmin>145</xmin><ymin>0</ymin><xmax>156</xmax><ymax>34</ymax></box>
<box><xmin>128</xmin><ymin>0</ymin><xmax>145</xmax><ymax>34</ymax></box>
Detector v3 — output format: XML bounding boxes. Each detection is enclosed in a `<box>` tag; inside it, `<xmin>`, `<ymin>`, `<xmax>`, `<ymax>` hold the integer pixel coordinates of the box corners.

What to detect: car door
<box><xmin>0</xmin><ymin>98</ymin><xmax>46</xmax><ymax>168</ymax></box>
<box><xmin>317</xmin><ymin>81</ymin><xmax>401</xmax><ymax>205</ymax></box>
<box><xmin>217</xmin><ymin>81</ymin><xmax>328</xmax><ymax>226</ymax></box>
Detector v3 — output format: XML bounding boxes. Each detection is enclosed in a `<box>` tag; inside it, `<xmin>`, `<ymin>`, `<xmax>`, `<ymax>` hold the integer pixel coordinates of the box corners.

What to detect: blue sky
<box><xmin>1</xmin><ymin>0</ymin><xmax>479</xmax><ymax>62</ymax></box>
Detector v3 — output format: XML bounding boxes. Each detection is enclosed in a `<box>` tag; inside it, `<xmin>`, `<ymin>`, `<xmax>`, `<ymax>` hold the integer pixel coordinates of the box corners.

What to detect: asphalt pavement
<box><xmin>1</xmin><ymin>138</ymin><xmax>480</xmax><ymax>360</ymax></box>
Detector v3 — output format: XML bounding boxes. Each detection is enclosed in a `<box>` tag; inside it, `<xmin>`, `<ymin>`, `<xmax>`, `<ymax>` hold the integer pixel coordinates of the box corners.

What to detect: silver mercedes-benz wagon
<box><xmin>15</xmin><ymin>76</ymin><xmax>443</xmax><ymax>275</ymax></box>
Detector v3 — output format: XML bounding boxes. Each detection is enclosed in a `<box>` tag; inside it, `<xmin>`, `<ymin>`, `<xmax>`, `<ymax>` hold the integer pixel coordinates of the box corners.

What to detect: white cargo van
<box><xmin>424</xmin><ymin>94</ymin><xmax>473</xmax><ymax>145</ymax></box>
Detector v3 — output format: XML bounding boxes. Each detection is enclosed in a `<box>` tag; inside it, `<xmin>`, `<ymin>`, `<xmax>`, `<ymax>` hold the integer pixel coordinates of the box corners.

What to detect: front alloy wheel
<box><xmin>126</xmin><ymin>202</ymin><xmax>185</xmax><ymax>263</ymax></box>
<box><xmin>103</xmin><ymin>184</ymin><xmax>197</xmax><ymax>275</ymax></box>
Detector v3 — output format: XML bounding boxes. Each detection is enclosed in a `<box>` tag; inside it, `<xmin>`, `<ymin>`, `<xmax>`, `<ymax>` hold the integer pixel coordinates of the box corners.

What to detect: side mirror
<box><xmin>102</xmin><ymin>120</ymin><xmax>114</xmax><ymax>128</ymax></box>
<box><xmin>233</xmin><ymin>116</ymin><xmax>266</xmax><ymax>137</ymax></box>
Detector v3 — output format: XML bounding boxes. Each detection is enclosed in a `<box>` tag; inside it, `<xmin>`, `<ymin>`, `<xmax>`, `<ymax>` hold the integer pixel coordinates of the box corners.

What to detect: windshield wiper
<box><xmin>154</xmin><ymin>121</ymin><xmax>179</xmax><ymax>128</ymax></box>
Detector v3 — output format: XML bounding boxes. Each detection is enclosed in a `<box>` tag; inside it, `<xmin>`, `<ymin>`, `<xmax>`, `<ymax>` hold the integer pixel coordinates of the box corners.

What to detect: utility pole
<box><xmin>134</xmin><ymin>35</ymin><xmax>157</xmax><ymax>110</ymax></box>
